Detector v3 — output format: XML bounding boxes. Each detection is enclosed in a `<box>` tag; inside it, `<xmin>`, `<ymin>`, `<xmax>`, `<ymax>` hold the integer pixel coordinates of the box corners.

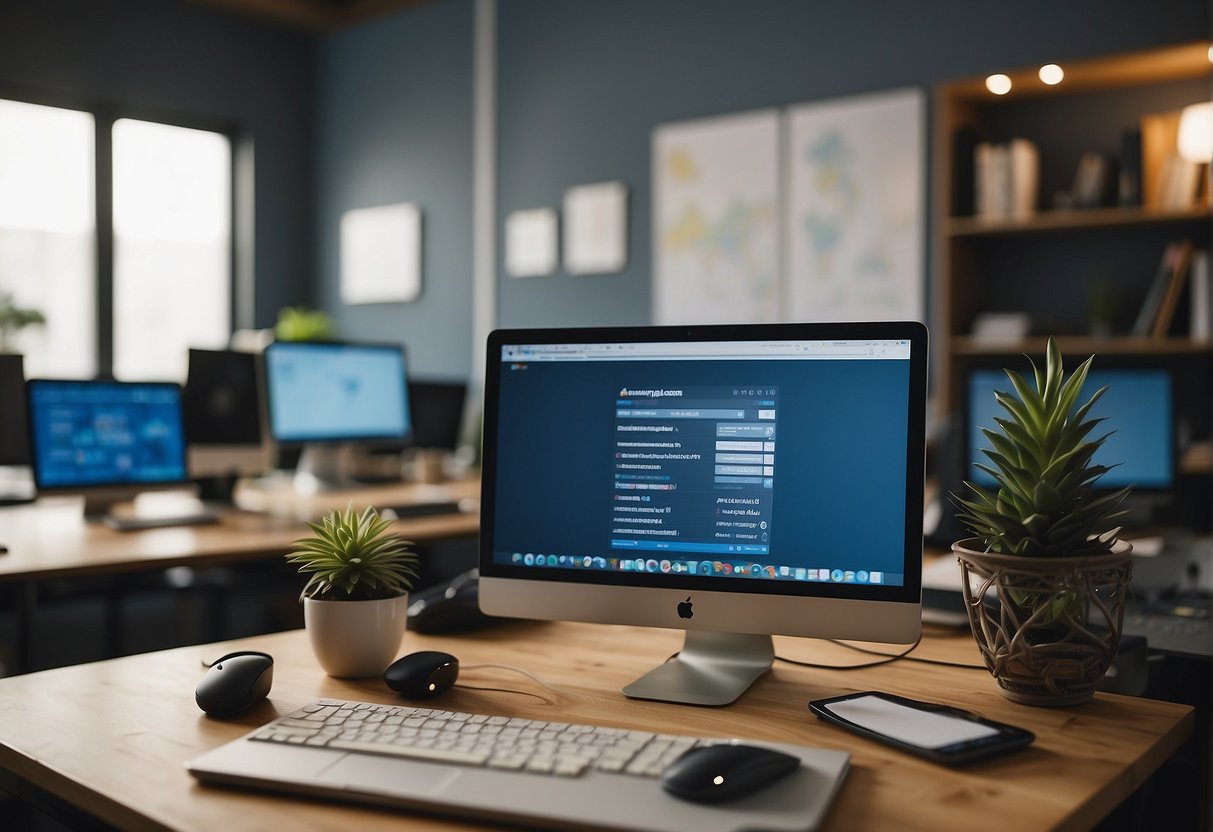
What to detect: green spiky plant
<box><xmin>287</xmin><ymin>505</ymin><xmax>419</xmax><ymax>601</ymax></box>
<box><xmin>955</xmin><ymin>338</ymin><xmax>1131</xmax><ymax>558</ymax></box>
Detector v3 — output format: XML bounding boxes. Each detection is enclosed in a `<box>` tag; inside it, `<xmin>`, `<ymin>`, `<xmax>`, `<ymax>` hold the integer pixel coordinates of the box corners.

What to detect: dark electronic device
<box><xmin>195</xmin><ymin>651</ymin><xmax>274</xmax><ymax>717</ymax></box>
<box><xmin>809</xmin><ymin>691</ymin><xmax>1034</xmax><ymax>765</ymax></box>
<box><xmin>183</xmin><ymin>348</ymin><xmax>269</xmax><ymax>491</ymax></box>
<box><xmin>406</xmin><ymin>569</ymin><xmax>505</xmax><ymax>634</ymax></box>
<box><xmin>383</xmin><ymin>650</ymin><xmax>459</xmax><ymax>699</ymax></box>
<box><xmin>0</xmin><ymin>353</ymin><xmax>29</xmax><ymax>466</ymax></box>
<box><xmin>660</xmin><ymin>744</ymin><xmax>800</xmax><ymax>804</ymax></box>
<box><xmin>407</xmin><ymin>379</ymin><xmax>468</xmax><ymax>451</ymax></box>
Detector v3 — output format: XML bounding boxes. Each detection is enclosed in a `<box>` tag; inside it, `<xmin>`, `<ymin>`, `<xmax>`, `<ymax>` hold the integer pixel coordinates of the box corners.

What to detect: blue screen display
<box><xmin>265</xmin><ymin>342</ymin><xmax>410</xmax><ymax>443</ymax></box>
<box><xmin>489</xmin><ymin>341</ymin><xmax>916</xmax><ymax>589</ymax></box>
<box><xmin>967</xmin><ymin>368</ymin><xmax>1173</xmax><ymax>490</ymax></box>
<box><xmin>27</xmin><ymin>381</ymin><xmax>187</xmax><ymax>488</ymax></box>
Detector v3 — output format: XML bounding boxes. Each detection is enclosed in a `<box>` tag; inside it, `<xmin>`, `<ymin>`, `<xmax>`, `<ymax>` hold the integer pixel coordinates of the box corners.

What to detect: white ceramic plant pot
<box><xmin>303</xmin><ymin>593</ymin><xmax>408</xmax><ymax>678</ymax></box>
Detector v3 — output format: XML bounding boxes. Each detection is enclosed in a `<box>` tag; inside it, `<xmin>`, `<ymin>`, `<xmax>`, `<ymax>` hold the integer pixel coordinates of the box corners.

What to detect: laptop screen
<box><xmin>481</xmin><ymin>324</ymin><xmax>926</xmax><ymax>598</ymax></box>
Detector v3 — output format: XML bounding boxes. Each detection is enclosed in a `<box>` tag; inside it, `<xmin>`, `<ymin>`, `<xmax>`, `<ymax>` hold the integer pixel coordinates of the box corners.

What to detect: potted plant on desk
<box><xmin>952</xmin><ymin>338</ymin><xmax>1133</xmax><ymax>707</ymax></box>
<box><xmin>287</xmin><ymin>505</ymin><xmax>419</xmax><ymax>678</ymax></box>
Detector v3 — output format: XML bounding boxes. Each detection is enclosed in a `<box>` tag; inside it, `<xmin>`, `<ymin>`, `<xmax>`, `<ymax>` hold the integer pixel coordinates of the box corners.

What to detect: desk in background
<box><xmin>0</xmin><ymin>621</ymin><xmax>1194</xmax><ymax>831</ymax></box>
<box><xmin>0</xmin><ymin>478</ymin><xmax>479</xmax><ymax>673</ymax></box>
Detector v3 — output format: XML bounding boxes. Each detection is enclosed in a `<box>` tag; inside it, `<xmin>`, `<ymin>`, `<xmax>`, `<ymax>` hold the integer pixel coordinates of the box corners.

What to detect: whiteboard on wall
<box><xmin>652</xmin><ymin>110</ymin><xmax>780</xmax><ymax>325</ymax></box>
<box><xmin>784</xmin><ymin>88</ymin><xmax>925</xmax><ymax>322</ymax></box>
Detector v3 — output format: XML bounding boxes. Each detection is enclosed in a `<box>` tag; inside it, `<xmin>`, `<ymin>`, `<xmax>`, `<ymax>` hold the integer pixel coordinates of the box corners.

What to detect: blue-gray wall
<box><xmin>495</xmin><ymin>0</ymin><xmax>1210</xmax><ymax>329</ymax></box>
<box><xmin>0</xmin><ymin>0</ymin><xmax>315</xmax><ymax>329</ymax></box>
<box><xmin>314</xmin><ymin>0</ymin><xmax>474</xmax><ymax>379</ymax></box>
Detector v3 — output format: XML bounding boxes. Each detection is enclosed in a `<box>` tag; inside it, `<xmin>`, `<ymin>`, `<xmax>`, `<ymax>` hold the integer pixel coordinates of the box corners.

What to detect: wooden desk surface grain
<box><xmin>0</xmin><ymin>478</ymin><xmax>479</xmax><ymax>582</ymax></box>
<box><xmin>0</xmin><ymin>622</ymin><xmax>1193</xmax><ymax>832</ymax></box>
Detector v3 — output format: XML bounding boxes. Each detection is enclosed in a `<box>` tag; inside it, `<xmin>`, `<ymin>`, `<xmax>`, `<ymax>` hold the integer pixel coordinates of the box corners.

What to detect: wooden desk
<box><xmin>0</xmin><ymin>478</ymin><xmax>479</xmax><ymax>672</ymax></box>
<box><xmin>0</xmin><ymin>622</ymin><xmax>1193</xmax><ymax>831</ymax></box>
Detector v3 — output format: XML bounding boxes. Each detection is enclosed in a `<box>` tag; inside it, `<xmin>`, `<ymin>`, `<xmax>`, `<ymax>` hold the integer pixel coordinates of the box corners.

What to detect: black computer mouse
<box><xmin>195</xmin><ymin>651</ymin><xmax>273</xmax><ymax>717</ymax></box>
<box><xmin>661</xmin><ymin>743</ymin><xmax>800</xmax><ymax>804</ymax></box>
<box><xmin>384</xmin><ymin>650</ymin><xmax>459</xmax><ymax>699</ymax></box>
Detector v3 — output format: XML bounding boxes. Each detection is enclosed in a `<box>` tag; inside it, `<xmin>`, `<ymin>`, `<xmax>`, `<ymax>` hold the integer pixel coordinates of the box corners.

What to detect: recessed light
<box><xmin>986</xmin><ymin>74</ymin><xmax>1012</xmax><ymax>95</ymax></box>
<box><xmin>1039</xmin><ymin>64</ymin><xmax>1064</xmax><ymax>85</ymax></box>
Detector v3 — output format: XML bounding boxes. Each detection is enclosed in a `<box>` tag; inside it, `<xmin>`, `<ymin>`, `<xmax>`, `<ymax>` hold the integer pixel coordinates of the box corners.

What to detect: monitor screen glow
<box><xmin>26</xmin><ymin>380</ymin><xmax>188</xmax><ymax>489</ymax></box>
<box><xmin>966</xmin><ymin>368</ymin><xmax>1174</xmax><ymax>491</ymax></box>
<box><xmin>265</xmin><ymin>341</ymin><xmax>410</xmax><ymax>444</ymax></box>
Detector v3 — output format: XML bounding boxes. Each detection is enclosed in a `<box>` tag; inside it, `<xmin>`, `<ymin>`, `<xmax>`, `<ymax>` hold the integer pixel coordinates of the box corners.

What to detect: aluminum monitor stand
<box><xmin>622</xmin><ymin>631</ymin><xmax>774</xmax><ymax>707</ymax></box>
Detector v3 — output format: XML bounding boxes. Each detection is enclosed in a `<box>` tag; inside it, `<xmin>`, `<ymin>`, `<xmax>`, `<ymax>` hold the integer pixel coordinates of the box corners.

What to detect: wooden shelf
<box><xmin>951</xmin><ymin>336</ymin><xmax>1213</xmax><ymax>357</ymax></box>
<box><xmin>948</xmin><ymin>205</ymin><xmax>1211</xmax><ymax>238</ymax></box>
<box><xmin>943</xmin><ymin>41</ymin><xmax>1211</xmax><ymax>101</ymax></box>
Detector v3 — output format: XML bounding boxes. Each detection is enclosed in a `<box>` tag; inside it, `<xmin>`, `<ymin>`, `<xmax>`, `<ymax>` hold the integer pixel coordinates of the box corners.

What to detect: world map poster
<box><xmin>652</xmin><ymin>110</ymin><xmax>780</xmax><ymax>325</ymax></box>
<box><xmin>785</xmin><ymin>88</ymin><xmax>925</xmax><ymax>323</ymax></box>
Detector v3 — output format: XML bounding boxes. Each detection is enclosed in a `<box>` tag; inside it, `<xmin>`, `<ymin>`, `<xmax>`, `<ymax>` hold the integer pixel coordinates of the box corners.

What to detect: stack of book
<box><xmin>974</xmin><ymin>139</ymin><xmax>1039</xmax><ymax>220</ymax></box>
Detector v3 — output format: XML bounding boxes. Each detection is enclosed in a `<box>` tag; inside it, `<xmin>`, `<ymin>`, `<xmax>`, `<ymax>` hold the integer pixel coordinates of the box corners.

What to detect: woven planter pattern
<box><xmin>952</xmin><ymin>540</ymin><xmax>1133</xmax><ymax>707</ymax></box>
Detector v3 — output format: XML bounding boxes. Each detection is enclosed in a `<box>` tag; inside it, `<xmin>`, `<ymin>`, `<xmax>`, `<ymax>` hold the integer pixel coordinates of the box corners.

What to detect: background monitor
<box><xmin>407</xmin><ymin>379</ymin><xmax>468</xmax><ymax>452</ymax></box>
<box><xmin>183</xmin><ymin>348</ymin><xmax>270</xmax><ymax>480</ymax></box>
<box><xmin>0</xmin><ymin>353</ymin><xmax>35</xmax><ymax>504</ymax></box>
<box><xmin>26</xmin><ymin>379</ymin><xmax>189</xmax><ymax>515</ymax></box>
<box><xmin>478</xmin><ymin>322</ymin><xmax>928</xmax><ymax>706</ymax></box>
<box><xmin>965</xmin><ymin>366</ymin><xmax>1175</xmax><ymax>492</ymax></box>
<box><xmin>0</xmin><ymin>353</ymin><xmax>29</xmax><ymax>466</ymax></box>
<box><xmin>264</xmin><ymin>340</ymin><xmax>410</xmax><ymax>489</ymax></box>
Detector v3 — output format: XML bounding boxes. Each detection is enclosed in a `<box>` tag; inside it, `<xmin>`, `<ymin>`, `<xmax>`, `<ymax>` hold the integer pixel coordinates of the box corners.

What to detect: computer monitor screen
<box><xmin>479</xmin><ymin>322</ymin><xmax>927</xmax><ymax>705</ymax></box>
<box><xmin>965</xmin><ymin>367</ymin><xmax>1174</xmax><ymax>491</ymax></box>
<box><xmin>183</xmin><ymin>348</ymin><xmax>268</xmax><ymax>480</ymax></box>
<box><xmin>26</xmin><ymin>379</ymin><xmax>188</xmax><ymax>491</ymax></box>
<box><xmin>0</xmin><ymin>353</ymin><xmax>29</xmax><ymax>466</ymax></box>
<box><xmin>264</xmin><ymin>341</ymin><xmax>410</xmax><ymax>444</ymax></box>
<box><xmin>407</xmin><ymin>379</ymin><xmax>467</xmax><ymax>451</ymax></box>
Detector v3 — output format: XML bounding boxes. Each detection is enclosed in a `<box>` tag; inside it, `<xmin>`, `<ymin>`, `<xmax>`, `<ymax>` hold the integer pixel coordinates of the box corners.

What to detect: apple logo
<box><xmin>677</xmin><ymin>596</ymin><xmax>694</xmax><ymax>619</ymax></box>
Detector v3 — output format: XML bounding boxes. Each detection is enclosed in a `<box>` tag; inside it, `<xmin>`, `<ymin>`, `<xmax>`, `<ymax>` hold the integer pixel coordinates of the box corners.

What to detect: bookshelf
<box><xmin>933</xmin><ymin>42</ymin><xmax>1212</xmax><ymax>414</ymax></box>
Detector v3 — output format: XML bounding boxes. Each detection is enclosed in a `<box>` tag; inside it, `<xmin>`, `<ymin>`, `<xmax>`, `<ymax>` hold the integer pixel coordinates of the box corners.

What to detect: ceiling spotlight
<box><xmin>1039</xmin><ymin>64</ymin><xmax>1064</xmax><ymax>85</ymax></box>
<box><xmin>986</xmin><ymin>74</ymin><xmax>1013</xmax><ymax>95</ymax></box>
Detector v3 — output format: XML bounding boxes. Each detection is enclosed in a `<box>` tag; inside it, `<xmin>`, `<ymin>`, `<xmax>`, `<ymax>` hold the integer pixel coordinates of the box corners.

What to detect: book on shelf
<box><xmin>1189</xmin><ymin>249</ymin><xmax>1211</xmax><ymax>341</ymax></box>
<box><xmin>974</xmin><ymin>138</ymin><xmax>1038</xmax><ymax>220</ymax></box>
<box><xmin>1130</xmin><ymin>241</ymin><xmax>1188</xmax><ymax>337</ymax></box>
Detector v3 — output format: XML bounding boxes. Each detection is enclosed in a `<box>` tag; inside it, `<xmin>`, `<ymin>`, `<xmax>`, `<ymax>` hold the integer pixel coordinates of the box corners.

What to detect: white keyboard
<box><xmin>250</xmin><ymin>698</ymin><xmax>712</xmax><ymax>778</ymax></box>
<box><xmin>190</xmin><ymin>696</ymin><xmax>852</xmax><ymax>832</ymax></box>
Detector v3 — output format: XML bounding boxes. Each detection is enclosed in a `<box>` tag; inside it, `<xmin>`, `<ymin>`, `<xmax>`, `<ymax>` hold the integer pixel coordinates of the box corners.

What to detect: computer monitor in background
<box><xmin>26</xmin><ymin>379</ymin><xmax>191</xmax><ymax>517</ymax></box>
<box><xmin>407</xmin><ymin>379</ymin><xmax>468</xmax><ymax>451</ymax></box>
<box><xmin>964</xmin><ymin>364</ymin><xmax>1175</xmax><ymax>524</ymax></box>
<box><xmin>264</xmin><ymin>341</ymin><xmax>410</xmax><ymax>491</ymax></box>
<box><xmin>479</xmin><ymin>322</ymin><xmax>928</xmax><ymax>706</ymax></box>
<box><xmin>183</xmin><ymin>348</ymin><xmax>270</xmax><ymax>497</ymax></box>
<box><xmin>0</xmin><ymin>354</ymin><xmax>35</xmax><ymax>504</ymax></box>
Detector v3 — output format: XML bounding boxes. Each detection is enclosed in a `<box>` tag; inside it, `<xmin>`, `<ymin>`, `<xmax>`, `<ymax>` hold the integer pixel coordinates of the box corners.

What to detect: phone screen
<box><xmin>821</xmin><ymin>694</ymin><xmax>999</xmax><ymax>750</ymax></box>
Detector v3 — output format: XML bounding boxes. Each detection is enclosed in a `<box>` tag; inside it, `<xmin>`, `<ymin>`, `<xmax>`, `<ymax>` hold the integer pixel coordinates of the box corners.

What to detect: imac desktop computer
<box><xmin>183</xmin><ymin>348</ymin><xmax>271</xmax><ymax>500</ymax></box>
<box><xmin>478</xmin><ymin>322</ymin><xmax>928</xmax><ymax>706</ymax></box>
<box><xmin>964</xmin><ymin>363</ymin><xmax>1175</xmax><ymax>526</ymax></box>
<box><xmin>25</xmin><ymin>379</ymin><xmax>211</xmax><ymax>524</ymax></box>
<box><xmin>263</xmin><ymin>340</ymin><xmax>411</xmax><ymax>492</ymax></box>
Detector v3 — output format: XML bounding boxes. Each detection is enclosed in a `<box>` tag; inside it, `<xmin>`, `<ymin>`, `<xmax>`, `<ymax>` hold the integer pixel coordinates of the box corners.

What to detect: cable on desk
<box><xmin>773</xmin><ymin>637</ymin><xmax>987</xmax><ymax>671</ymax></box>
<box><xmin>456</xmin><ymin>663</ymin><xmax>568</xmax><ymax>703</ymax></box>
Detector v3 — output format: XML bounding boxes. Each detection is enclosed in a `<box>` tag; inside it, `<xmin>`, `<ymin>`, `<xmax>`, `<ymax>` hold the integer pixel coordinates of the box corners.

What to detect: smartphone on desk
<box><xmin>808</xmin><ymin>691</ymin><xmax>1034</xmax><ymax>765</ymax></box>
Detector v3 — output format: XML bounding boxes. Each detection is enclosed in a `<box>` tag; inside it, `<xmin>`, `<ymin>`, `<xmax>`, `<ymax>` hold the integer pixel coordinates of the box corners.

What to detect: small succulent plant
<box><xmin>274</xmin><ymin>306</ymin><xmax>334</xmax><ymax>342</ymax></box>
<box><xmin>287</xmin><ymin>505</ymin><xmax>419</xmax><ymax>601</ymax></box>
<box><xmin>954</xmin><ymin>338</ymin><xmax>1131</xmax><ymax>557</ymax></box>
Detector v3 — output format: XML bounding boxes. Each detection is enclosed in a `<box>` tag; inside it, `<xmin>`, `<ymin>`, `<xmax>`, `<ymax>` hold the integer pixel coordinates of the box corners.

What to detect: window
<box><xmin>0</xmin><ymin>99</ymin><xmax>96</xmax><ymax>378</ymax></box>
<box><xmin>0</xmin><ymin>98</ymin><xmax>234</xmax><ymax>381</ymax></box>
<box><xmin>113</xmin><ymin>119</ymin><xmax>231</xmax><ymax>380</ymax></box>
